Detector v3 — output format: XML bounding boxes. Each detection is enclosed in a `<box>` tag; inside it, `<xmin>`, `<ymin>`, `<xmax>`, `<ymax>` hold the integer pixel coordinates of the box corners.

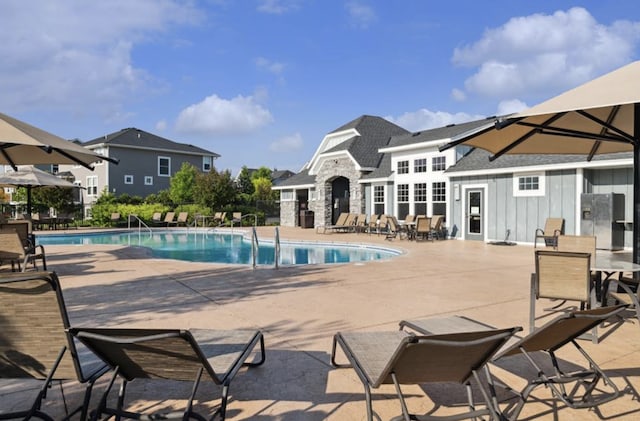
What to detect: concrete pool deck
<box><xmin>2</xmin><ymin>226</ymin><xmax>640</xmax><ymax>420</ymax></box>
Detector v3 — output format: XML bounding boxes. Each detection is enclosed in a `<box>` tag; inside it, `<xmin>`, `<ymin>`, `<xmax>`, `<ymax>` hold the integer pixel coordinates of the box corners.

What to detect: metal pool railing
<box><xmin>251</xmin><ymin>226</ymin><xmax>281</xmax><ymax>269</ymax></box>
<box><xmin>127</xmin><ymin>214</ymin><xmax>152</xmax><ymax>234</ymax></box>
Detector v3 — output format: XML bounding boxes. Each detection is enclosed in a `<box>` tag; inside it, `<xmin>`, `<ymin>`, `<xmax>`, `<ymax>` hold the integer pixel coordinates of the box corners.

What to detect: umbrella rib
<box><xmin>53</xmin><ymin>148</ymin><xmax>95</xmax><ymax>171</ymax></box>
<box><xmin>576</xmin><ymin>108</ymin><xmax>636</xmax><ymax>144</ymax></box>
<box><xmin>0</xmin><ymin>147</ymin><xmax>18</xmax><ymax>171</ymax></box>
<box><xmin>490</xmin><ymin>113</ymin><xmax>566</xmax><ymax>160</ymax></box>
<box><xmin>438</xmin><ymin>123</ymin><xmax>498</xmax><ymax>152</ymax></box>
<box><xmin>521</xmin><ymin>125</ymin><xmax>630</xmax><ymax>144</ymax></box>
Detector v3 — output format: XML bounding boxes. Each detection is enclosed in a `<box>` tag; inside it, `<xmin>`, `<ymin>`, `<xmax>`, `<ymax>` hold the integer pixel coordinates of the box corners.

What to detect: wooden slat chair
<box><xmin>0</xmin><ymin>272</ymin><xmax>109</xmax><ymax>420</ymax></box>
<box><xmin>534</xmin><ymin>217</ymin><xmax>565</xmax><ymax>248</ymax></box>
<box><xmin>530</xmin><ymin>250</ymin><xmax>595</xmax><ymax>333</ymax></box>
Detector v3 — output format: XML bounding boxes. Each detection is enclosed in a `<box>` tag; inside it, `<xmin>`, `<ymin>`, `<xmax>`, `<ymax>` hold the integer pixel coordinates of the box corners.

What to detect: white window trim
<box><xmin>86</xmin><ymin>176</ymin><xmax>98</xmax><ymax>197</ymax></box>
<box><xmin>513</xmin><ymin>171</ymin><xmax>545</xmax><ymax>197</ymax></box>
<box><xmin>203</xmin><ymin>156</ymin><xmax>212</xmax><ymax>172</ymax></box>
<box><xmin>281</xmin><ymin>190</ymin><xmax>294</xmax><ymax>201</ymax></box>
<box><xmin>124</xmin><ymin>175</ymin><xmax>134</xmax><ymax>184</ymax></box>
<box><xmin>158</xmin><ymin>156</ymin><xmax>171</xmax><ymax>177</ymax></box>
<box><xmin>144</xmin><ymin>176</ymin><xmax>153</xmax><ymax>185</ymax></box>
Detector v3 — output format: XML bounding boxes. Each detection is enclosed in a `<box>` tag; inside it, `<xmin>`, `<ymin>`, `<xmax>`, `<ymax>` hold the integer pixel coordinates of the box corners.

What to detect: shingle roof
<box><xmin>274</xmin><ymin>169</ymin><xmax>316</xmax><ymax>187</ymax></box>
<box><xmin>324</xmin><ymin>115</ymin><xmax>410</xmax><ymax>168</ymax></box>
<box><xmin>386</xmin><ymin>118</ymin><xmax>495</xmax><ymax>148</ymax></box>
<box><xmin>447</xmin><ymin>148</ymin><xmax>632</xmax><ymax>173</ymax></box>
<box><xmin>361</xmin><ymin>153</ymin><xmax>392</xmax><ymax>179</ymax></box>
<box><xmin>83</xmin><ymin>128</ymin><xmax>220</xmax><ymax>157</ymax></box>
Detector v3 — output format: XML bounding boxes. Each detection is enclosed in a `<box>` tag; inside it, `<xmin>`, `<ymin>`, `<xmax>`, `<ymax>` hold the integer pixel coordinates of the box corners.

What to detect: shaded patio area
<box><xmin>2</xmin><ymin>226</ymin><xmax>640</xmax><ymax>420</ymax></box>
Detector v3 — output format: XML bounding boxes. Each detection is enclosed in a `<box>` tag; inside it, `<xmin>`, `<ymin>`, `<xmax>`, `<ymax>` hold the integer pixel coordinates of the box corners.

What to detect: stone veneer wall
<box><xmin>311</xmin><ymin>157</ymin><xmax>364</xmax><ymax>226</ymax></box>
<box><xmin>280</xmin><ymin>199</ymin><xmax>297</xmax><ymax>227</ymax></box>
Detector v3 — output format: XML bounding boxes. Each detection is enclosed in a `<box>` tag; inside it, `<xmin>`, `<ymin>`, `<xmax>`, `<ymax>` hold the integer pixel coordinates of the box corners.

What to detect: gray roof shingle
<box><xmin>274</xmin><ymin>169</ymin><xmax>316</xmax><ymax>187</ymax></box>
<box><xmin>83</xmin><ymin>128</ymin><xmax>219</xmax><ymax>157</ymax></box>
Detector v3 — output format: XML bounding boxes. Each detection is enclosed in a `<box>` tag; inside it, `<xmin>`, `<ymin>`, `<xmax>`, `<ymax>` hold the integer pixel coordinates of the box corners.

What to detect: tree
<box><xmin>252</xmin><ymin>176</ymin><xmax>275</xmax><ymax>202</ymax></box>
<box><xmin>251</xmin><ymin>166</ymin><xmax>272</xmax><ymax>181</ymax></box>
<box><xmin>169</xmin><ymin>162</ymin><xmax>197</xmax><ymax>205</ymax></box>
<box><xmin>193</xmin><ymin>168</ymin><xmax>236</xmax><ymax>209</ymax></box>
<box><xmin>236</xmin><ymin>166</ymin><xmax>254</xmax><ymax>196</ymax></box>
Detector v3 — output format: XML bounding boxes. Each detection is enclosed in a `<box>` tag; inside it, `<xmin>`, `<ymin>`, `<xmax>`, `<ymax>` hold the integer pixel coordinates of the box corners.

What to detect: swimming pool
<box><xmin>37</xmin><ymin>230</ymin><xmax>401</xmax><ymax>265</ymax></box>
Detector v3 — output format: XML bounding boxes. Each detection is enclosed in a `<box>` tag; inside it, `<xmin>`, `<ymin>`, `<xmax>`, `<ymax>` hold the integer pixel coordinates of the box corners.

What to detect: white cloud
<box><xmin>256</xmin><ymin>57</ymin><xmax>286</xmax><ymax>75</ymax></box>
<box><xmin>257</xmin><ymin>0</ymin><xmax>301</xmax><ymax>14</ymax></box>
<box><xmin>386</xmin><ymin>109</ymin><xmax>485</xmax><ymax>132</ymax></box>
<box><xmin>0</xmin><ymin>0</ymin><xmax>201</xmax><ymax>117</ymax></box>
<box><xmin>270</xmin><ymin>133</ymin><xmax>304</xmax><ymax>152</ymax></box>
<box><xmin>175</xmin><ymin>94</ymin><xmax>274</xmax><ymax>135</ymax></box>
<box><xmin>451</xmin><ymin>88</ymin><xmax>466</xmax><ymax>102</ymax></box>
<box><xmin>452</xmin><ymin>7</ymin><xmax>640</xmax><ymax>100</ymax></box>
<box><xmin>155</xmin><ymin>120</ymin><xmax>168</xmax><ymax>131</ymax></box>
<box><xmin>345</xmin><ymin>1</ymin><xmax>377</xmax><ymax>29</ymax></box>
<box><xmin>496</xmin><ymin>99</ymin><xmax>528</xmax><ymax>116</ymax></box>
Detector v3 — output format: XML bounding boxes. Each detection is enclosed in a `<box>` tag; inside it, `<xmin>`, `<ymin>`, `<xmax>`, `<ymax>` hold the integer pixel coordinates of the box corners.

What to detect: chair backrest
<box><xmin>0</xmin><ymin>272</ymin><xmax>87</xmax><ymax>381</ymax></box>
<box><xmin>387</xmin><ymin>216</ymin><xmax>399</xmax><ymax>232</ymax></box>
<box><xmin>164</xmin><ymin>212</ymin><xmax>176</xmax><ymax>223</ymax></box>
<box><xmin>110</xmin><ymin>212</ymin><xmax>121</xmax><ymax>220</ymax></box>
<box><xmin>431</xmin><ymin>215</ymin><xmax>444</xmax><ymax>230</ymax></box>
<box><xmin>0</xmin><ymin>228</ymin><xmax>26</xmax><ymax>261</ymax></box>
<box><xmin>177</xmin><ymin>212</ymin><xmax>189</xmax><ymax>222</ymax></box>
<box><xmin>219</xmin><ymin>212</ymin><xmax>227</xmax><ymax>221</ymax></box>
<box><xmin>368</xmin><ymin>214</ymin><xmax>379</xmax><ymax>227</ymax></box>
<box><xmin>404</xmin><ymin>214</ymin><xmax>415</xmax><ymax>224</ymax></box>
<box><xmin>356</xmin><ymin>214</ymin><xmax>367</xmax><ymax>226</ymax></box>
<box><xmin>375</xmin><ymin>328</ymin><xmax>520</xmax><ymax>387</ymax></box>
<box><xmin>543</xmin><ymin>218</ymin><xmax>564</xmax><ymax>234</ymax></box>
<box><xmin>152</xmin><ymin>212</ymin><xmax>162</xmax><ymax>221</ymax></box>
<box><xmin>535</xmin><ymin>250</ymin><xmax>591</xmax><ymax>302</ymax></box>
<box><xmin>344</xmin><ymin>213</ymin><xmax>357</xmax><ymax>226</ymax></box>
<box><xmin>378</xmin><ymin>214</ymin><xmax>388</xmax><ymax>228</ymax></box>
<box><xmin>334</xmin><ymin>213</ymin><xmax>348</xmax><ymax>226</ymax></box>
<box><xmin>496</xmin><ymin>305</ymin><xmax>627</xmax><ymax>358</ymax></box>
<box><xmin>233</xmin><ymin>212</ymin><xmax>242</xmax><ymax>221</ymax></box>
<box><xmin>1</xmin><ymin>221</ymin><xmax>32</xmax><ymax>249</ymax></box>
<box><xmin>415</xmin><ymin>216</ymin><xmax>431</xmax><ymax>233</ymax></box>
<box><xmin>557</xmin><ymin>235</ymin><xmax>596</xmax><ymax>258</ymax></box>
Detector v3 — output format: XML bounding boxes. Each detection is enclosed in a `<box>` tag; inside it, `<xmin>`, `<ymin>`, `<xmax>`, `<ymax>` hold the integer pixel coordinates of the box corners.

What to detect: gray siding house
<box><xmin>60</xmin><ymin>128</ymin><xmax>219</xmax><ymax>217</ymax></box>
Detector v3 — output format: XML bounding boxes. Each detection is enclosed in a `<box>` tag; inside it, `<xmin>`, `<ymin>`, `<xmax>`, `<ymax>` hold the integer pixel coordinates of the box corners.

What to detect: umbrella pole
<box><xmin>634</xmin><ymin>104</ymin><xmax>640</xmax><ymax>265</ymax></box>
<box><xmin>27</xmin><ymin>186</ymin><xmax>32</xmax><ymax>216</ymax></box>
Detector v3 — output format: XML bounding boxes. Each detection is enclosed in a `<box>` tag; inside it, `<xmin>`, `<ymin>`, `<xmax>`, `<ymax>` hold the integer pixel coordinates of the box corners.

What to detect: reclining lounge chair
<box><xmin>0</xmin><ymin>272</ymin><xmax>109</xmax><ymax>420</ymax></box>
<box><xmin>331</xmin><ymin>324</ymin><xmax>520</xmax><ymax>420</ymax></box>
<box><xmin>400</xmin><ymin>305</ymin><xmax>627</xmax><ymax>420</ymax></box>
<box><xmin>69</xmin><ymin>326</ymin><xmax>266</xmax><ymax>420</ymax></box>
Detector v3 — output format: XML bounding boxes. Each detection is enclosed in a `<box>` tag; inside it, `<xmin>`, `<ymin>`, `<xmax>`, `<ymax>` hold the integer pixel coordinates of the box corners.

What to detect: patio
<box><xmin>2</xmin><ymin>226</ymin><xmax>640</xmax><ymax>420</ymax></box>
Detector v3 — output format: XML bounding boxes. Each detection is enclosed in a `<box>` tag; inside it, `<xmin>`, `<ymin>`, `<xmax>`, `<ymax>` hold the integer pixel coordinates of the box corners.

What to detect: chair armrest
<box><xmin>535</xmin><ymin>228</ymin><xmax>544</xmax><ymax>236</ymax></box>
<box><xmin>553</xmin><ymin>229</ymin><xmax>562</xmax><ymax>236</ymax></box>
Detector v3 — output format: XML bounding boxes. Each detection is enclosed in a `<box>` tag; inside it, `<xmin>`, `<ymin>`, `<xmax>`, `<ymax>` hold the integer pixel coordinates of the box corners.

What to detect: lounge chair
<box><xmin>376</xmin><ymin>214</ymin><xmax>389</xmax><ymax>235</ymax></box>
<box><xmin>531</xmin><ymin>250</ymin><xmax>595</xmax><ymax>334</ymax></box>
<box><xmin>331</xmin><ymin>324</ymin><xmax>520</xmax><ymax>421</ymax></box>
<box><xmin>534</xmin><ymin>217</ymin><xmax>565</xmax><ymax>248</ymax></box>
<box><xmin>0</xmin><ymin>220</ymin><xmax>46</xmax><ymax>270</ymax></box>
<box><xmin>0</xmin><ymin>228</ymin><xmax>46</xmax><ymax>272</ymax></box>
<box><xmin>366</xmin><ymin>214</ymin><xmax>379</xmax><ymax>234</ymax></box>
<box><xmin>354</xmin><ymin>213</ymin><xmax>368</xmax><ymax>233</ymax></box>
<box><xmin>385</xmin><ymin>215</ymin><xmax>405</xmax><ymax>240</ymax></box>
<box><xmin>69</xmin><ymin>326</ymin><xmax>265</xmax><ymax>420</ymax></box>
<box><xmin>232</xmin><ymin>212</ymin><xmax>242</xmax><ymax>226</ymax></box>
<box><xmin>321</xmin><ymin>212</ymin><xmax>349</xmax><ymax>234</ymax></box>
<box><xmin>110</xmin><ymin>212</ymin><xmax>122</xmax><ymax>227</ymax></box>
<box><xmin>150</xmin><ymin>212</ymin><xmax>163</xmax><ymax>226</ymax></box>
<box><xmin>163</xmin><ymin>211</ymin><xmax>176</xmax><ymax>226</ymax></box>
<box><xmin>169</xmin><ymin>211</ymin><xmax>189</xmax><ymax>227</ymax></box>
<box><xmin>608</xmin><ymin>273</ymin><xmax>640</xmax><ymax>326</ymax></box>
<box><xmin>0</xmin><ymin>272</ymin><xmax>109</xmax><ymax>420</ymax></box>
<box><xmin>400</xmin><ymin>306</ymin><xmax>627</xmax><ymax>420</ymax></box>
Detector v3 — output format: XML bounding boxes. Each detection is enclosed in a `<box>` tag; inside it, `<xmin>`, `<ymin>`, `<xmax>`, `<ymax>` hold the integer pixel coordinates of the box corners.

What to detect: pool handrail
<box><xmin>128</xmin><ymin>214</ymin><xmax>152</xmax><ymax>234</ymax></box>
<box><xmin>274</xmin><ymin>227</ymin><xmax>280</xmax><ymax>270</ymax></box>
<box><xmin>232</xmin><ymin>213</ymin><xmax>258</xmax><ymax>229</ymax></box>
<box><xmin>251</xmin><ymin>226</ymin><xmax>259</xmax><ymax>269</ymax></box>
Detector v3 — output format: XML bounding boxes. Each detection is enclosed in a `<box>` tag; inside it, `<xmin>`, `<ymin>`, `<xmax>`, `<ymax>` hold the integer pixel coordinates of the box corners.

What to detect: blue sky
<box><xmin>2</xmin><ymin>1</ymin><xmax>640</xmax><ymax>175</ymax></box>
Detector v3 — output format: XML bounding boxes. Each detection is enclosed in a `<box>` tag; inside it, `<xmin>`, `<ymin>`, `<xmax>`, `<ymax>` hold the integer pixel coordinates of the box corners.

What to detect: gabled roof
<box><xmin>83</xmin><ymin>128</ymin><xmax>220</xmax><ymax>157</ymax></box>
<box><xmin>319</xmin><ymin>115</ymin><xmax>410</xmax><ymax>169</ymax></box>
<box><xmin>385</xmin><ymin>117</ymin><xmax>495</xmax><ymax>149</ymax></box>
<box><xmin>447</xmin><ymin>148</ymin><xmax>632</xmax><ymax>173</ymax></box>
<box><xmin>272</xmin><ymin>168</ymin><xmax>316</xmax><ymax>189</ymax></box>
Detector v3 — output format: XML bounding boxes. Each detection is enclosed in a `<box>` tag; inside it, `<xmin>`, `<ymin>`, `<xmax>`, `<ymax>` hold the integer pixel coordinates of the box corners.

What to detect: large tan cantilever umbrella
<box><xmin>441</xmin><ymin>61</ymin><xmax>640</xmax><ymax>262</ymax></box>
<box><xmin>0</xmin><ymin>112</ymin><xmax>118</xmax><ymax>170</ymax></box>
<box><xmin>0</xmin><ymin>166</ymin><xmax>78</xmax><ymax>215</ymax></box>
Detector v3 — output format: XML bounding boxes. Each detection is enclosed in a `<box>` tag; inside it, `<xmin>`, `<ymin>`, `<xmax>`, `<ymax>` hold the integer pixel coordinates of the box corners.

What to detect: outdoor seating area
<box><xmin>2</xmin><ymin>227</ymin><xmax>640</xmax><ymax>420</ymax></box>
<box><xmin>317</xmin><ymin>213</ymin><xmax>448</xmax><ymax>241</ymax></box>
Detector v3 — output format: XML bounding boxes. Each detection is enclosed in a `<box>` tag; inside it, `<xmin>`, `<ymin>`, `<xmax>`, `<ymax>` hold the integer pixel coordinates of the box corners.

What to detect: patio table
<box><xmin>593</xmin><ymin>254</ymin><xmax>640</xmax><ymax>305</ymax></box>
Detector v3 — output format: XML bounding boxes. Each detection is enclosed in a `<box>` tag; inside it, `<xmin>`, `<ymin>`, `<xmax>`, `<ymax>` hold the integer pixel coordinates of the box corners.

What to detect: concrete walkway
<box><xmin>2</xmin><ymin>226</ymin><xmax>640</xmax><ymax>420</ymax></box>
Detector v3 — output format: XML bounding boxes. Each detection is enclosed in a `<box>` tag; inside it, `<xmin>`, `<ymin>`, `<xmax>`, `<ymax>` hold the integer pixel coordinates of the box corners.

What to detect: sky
<box><xmin>2</xmin><ymin>1</ymin><xmax>640</xmax><ymax>176</ymax></box>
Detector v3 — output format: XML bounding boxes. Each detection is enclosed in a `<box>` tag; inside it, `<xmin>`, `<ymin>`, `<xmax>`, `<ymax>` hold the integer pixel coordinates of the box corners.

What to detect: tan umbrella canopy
<box><xmin>0</xmin><ymin>112</ymin><xmax>118</xmax><ymax>170</ymax></box>
<box><xmin>441</xmin><ymin>61</ymin><xmax>640</xmax><ymax>261</ymax></box>
<box><xmin>0</xmin><ymin>166</ymin><xmax>78</xmax><ymax>215</ymax></box>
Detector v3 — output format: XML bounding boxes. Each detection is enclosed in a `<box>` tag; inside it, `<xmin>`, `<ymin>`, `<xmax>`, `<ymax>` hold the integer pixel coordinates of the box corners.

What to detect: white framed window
<box><xmin>397</xmin><ymin>184</ymin><xmax>409</xmax><ymax>219</ymax></box>
<box><xmin>414</xmin><ymin>158</ymin><xmax>427</xmax><ymax>173</ymax></box>
<box><xmin>309</xmin><ymin>188</ymin><xmax>317</xmax><ymax>201</ymax></box>
<box><xmin>397</xmin><ymin>160</ymin><xmax>409</xmax><ymax>174</ymax></box>
<box><xmin>158</xmin><ymin>156</ymin><xmax>171</xmax><ymax>176</ymax></box>
<box><xmin>414</xmin><ymin>183</ymin><xmax>427</xmax><ymax>215</ymax></box>
<box><xmin>86</xmin><ymin>176</ymin><xmax>98</xmax><ymax>196</ymax></box>
<box><xmin>203</xmin><ymin>156</ymin><xmax>213</xmax><ymax>172</ymax></box>
<box><xmin>432</xmin><ymin>156</ymin><xmax>446</xmax><ymax>171</ymax></box>
<box><xmin>144</xmin><ymin>176</ymin><xmax>153</xmax><ymax>185</ymax></box>
<box><xmin>373</xmin><ymin>185</ymin><xmax>385</xmax><ymax>215</ymax></box>
<box><xmin>124</xmin><ymin>175</ymin><xmax>133</xmax><ymax>184</ymax></box>
<box><xmin>50</xmin><ymin>164</ymin><xmax>59</xmax><ymax>174</ymax></box>
<box><xmin>513</xmin><ymin>172</ymin><xmax>545</xmax><ymax>197</ymax></box>
<box><xmin>432</xmin><ymin>181</ymin><xmax>447</xmax><ymax>216</ymax></box>
<box><xmin>281</xmin><ymin>190</ymin><xmax>294</xmax><ymax>201</ymax></box>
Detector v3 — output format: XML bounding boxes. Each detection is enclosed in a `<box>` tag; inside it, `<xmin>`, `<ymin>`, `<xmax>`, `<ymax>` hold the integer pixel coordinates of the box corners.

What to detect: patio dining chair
<box><xmin>530</xmin><ymin>250</ymin><xmax>595</xmax><ymax>334</ymax></box>
<box><xmin>534</xmin><ymin>217</ymin><xmax>565</xmax><ymax>248</ymax></box>
<box><xmin>0</xmin><ymin>228</ymin><xmax>46</xmax><ymax>272</ymax></box>
<box><xmin>69</xmin><ymin>326</ymin><xmax>265</xmax><ymax>420</ymax></box>
<box><xmin>0</xmin><ymin>221</ymin><xmax>46</xmax><ymax>270</ymax></box>
<box><xmin>414</xmin><ymin>215</ymin><xmax>432</xmax><ymax>241</ymax></box>
<box><xmin>331</xmin><ymin>324</ymin><xmax>520</xmax><ymax>421</ymax></box>
<box><xmin>0</xmin><ymin>272</ymin><xmax>109</xmax><ymax>420</ymax></box>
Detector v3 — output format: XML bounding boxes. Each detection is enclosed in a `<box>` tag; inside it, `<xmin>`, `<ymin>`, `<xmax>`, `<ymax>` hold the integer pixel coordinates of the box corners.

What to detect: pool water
<box><xmin>37</xmin><ymin>230</ymin><xmax>400</xmax><ymax>265</ymax></box>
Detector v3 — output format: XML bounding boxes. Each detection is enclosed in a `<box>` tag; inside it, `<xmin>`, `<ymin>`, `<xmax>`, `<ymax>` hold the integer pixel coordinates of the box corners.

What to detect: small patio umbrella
<box><xmin>440</xmin><ymin>61</ymin><xmax>640</xmax><ymax>262</ymax></box>
<box><xmin>0</xmin><ymin>112</ymin><xmax>118</xmax><ymax>170</ymax></box>
<box><xmin>0</xmin><ymin>166</ymin><xmax>77</xmax><ymax>215</ymax></box>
